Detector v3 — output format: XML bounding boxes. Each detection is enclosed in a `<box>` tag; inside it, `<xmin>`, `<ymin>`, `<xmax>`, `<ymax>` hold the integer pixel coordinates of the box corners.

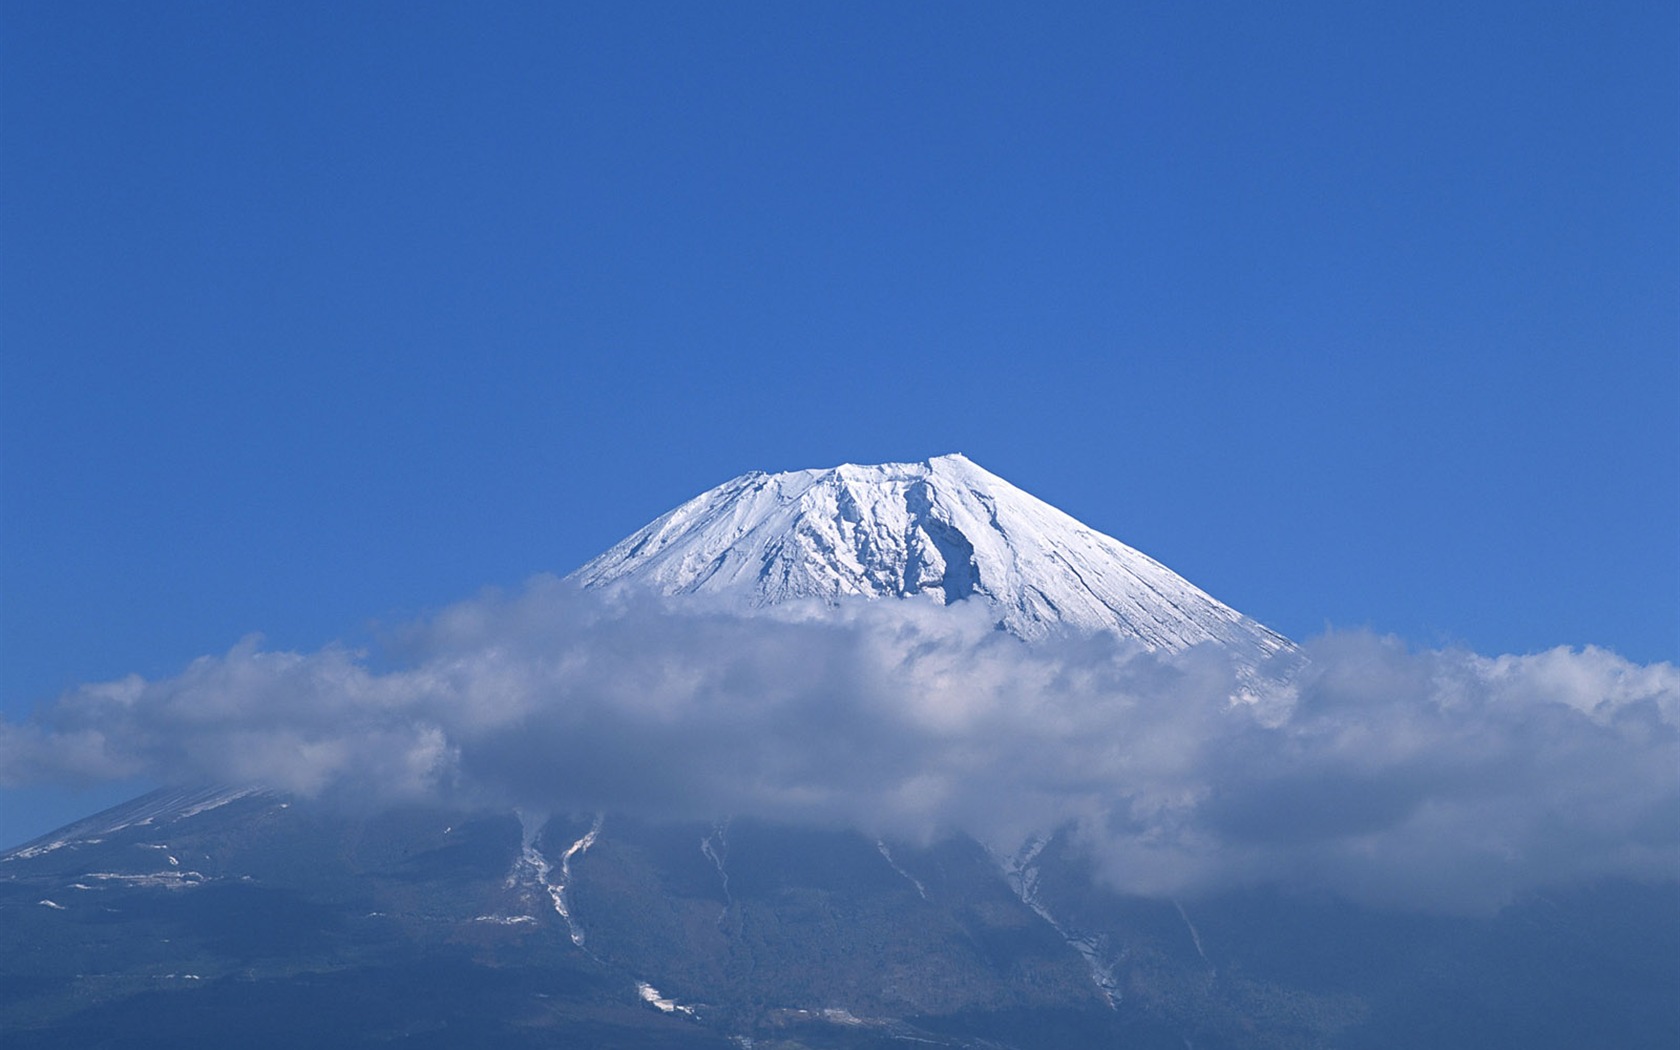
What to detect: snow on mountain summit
<box><xmin>572</xmin><ymin>454</ymin><xmax>1296</xmax><ymax>663</ymax></box>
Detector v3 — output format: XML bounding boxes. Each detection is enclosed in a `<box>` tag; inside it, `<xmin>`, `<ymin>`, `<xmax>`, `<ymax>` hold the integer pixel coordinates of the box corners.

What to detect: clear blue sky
<box><xmin>2</xmin><ymin>2</ymin><xmax>1675</xmax><ymax>839</ymax></box>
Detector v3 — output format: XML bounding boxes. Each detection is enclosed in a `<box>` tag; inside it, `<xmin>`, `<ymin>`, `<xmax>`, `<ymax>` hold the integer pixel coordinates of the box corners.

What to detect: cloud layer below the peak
<box><xmin>3</xmin><ymin>577</ymin><xmax>1675</xmax><ymax>912</ymax></box>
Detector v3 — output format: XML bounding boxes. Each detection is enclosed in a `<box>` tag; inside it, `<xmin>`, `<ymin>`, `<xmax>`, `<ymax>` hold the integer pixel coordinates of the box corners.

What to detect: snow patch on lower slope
<box><xmin>700</xmin><ymin>819</ymin><xmax>732</xmax><ymax>923</ymax></box>
<box><xmin>875</xmin><ymin>839</ymin><xmax>929</xmax><ymax>901</ymax></box>
<box><xmin>2</xmin><ymin>785</ymin><xmax>265</xmax><ymax>863</ymax></box>
<box><xmin>637</xmin><ymin>980</ymin><xmax>698</xmax><ymax>1017</ymax></box>
<box><xmin>79</xmin><ymin>869</ymin><xmax>208</xmax><ymax>889</ymax></box>
<box><xmin>1175</xmin><ymin>899</ymin><xmax>1213</xmax><ymax>974</ymax></box>
<box><xmin>999</xmin><ymin>835</ymin><xmax>1121</xmax><ymax>1008</ymax></box>
<box><xmin>474</xmin><ymin>914</ymin><xmax>538</xmax><ymax>925</ymax></box>
<box><xmin>510</xmin><ymin>811</ymin><xmax>602</xmax><ymax>946</ymax></box>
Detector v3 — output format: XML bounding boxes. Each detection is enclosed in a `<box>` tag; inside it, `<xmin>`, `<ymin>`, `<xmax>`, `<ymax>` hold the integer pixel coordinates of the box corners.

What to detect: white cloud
<box><xmin>2</xmin><ymin>576</ymin><xmax>1675</xmax><ymax>912</ymax></box>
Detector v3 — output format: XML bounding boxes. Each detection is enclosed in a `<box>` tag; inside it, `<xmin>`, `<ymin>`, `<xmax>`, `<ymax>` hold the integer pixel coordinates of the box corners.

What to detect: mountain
<box><xmin>5</xmin><ymin>786</ymin><xmax>1673</xmax><ymax>1049</ymax></box>
<box><xmin>573</xmin><ymin>454</ymin><xmax>1296</xmax><ymax>666</ymax></box>
<box><xmin>3</xmin><ymin>457</ymin><xmax>1675</xmax><ymax>1048</ymax></box>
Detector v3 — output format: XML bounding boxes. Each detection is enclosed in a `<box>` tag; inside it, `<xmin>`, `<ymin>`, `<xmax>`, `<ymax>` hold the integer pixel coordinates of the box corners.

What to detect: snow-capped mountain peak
<box><xmin>572</xmin><ymin>454</ymin><xmax>1295</xmax><ymax>662</ymax></box>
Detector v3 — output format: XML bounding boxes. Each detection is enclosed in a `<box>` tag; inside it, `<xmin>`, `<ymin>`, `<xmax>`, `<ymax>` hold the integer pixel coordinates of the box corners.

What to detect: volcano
<box><xmin>3</xmin><ymin>458</ymin><xmax>1673</xmax><ymax>1049</ymax></box>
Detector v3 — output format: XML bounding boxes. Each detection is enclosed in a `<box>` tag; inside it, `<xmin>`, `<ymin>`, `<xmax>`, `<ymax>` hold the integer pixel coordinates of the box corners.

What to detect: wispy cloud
<box><xmin>3</xmin><ymin>577</ymin><xmax>1675</xmax><ymax>911</ymax></box>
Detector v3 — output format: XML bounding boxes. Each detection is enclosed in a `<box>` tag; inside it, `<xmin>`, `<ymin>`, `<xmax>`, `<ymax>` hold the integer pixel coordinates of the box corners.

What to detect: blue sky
<box><xmin>2</xmin><ymin>2</ymin><xmax>1675</xmax><ymax>845</ymax></box>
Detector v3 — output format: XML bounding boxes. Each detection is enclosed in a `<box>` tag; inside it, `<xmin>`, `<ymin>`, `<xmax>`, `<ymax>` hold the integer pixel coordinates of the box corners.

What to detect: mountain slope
<box><xmin>574</xmin><ymin>454</ymin><xmax>1295</xmax><ymax>665</ymax></box>
<box><xmin>7</xmin><ymin>788</ymin><xmax>1674</xmax><ymax>1049</ymax></box>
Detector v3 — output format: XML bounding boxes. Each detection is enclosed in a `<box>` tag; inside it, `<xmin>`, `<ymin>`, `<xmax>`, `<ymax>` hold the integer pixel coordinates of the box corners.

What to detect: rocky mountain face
<box><xmin>3</xmin><ymin>458</ymin><xmax>1674</xmax><ymax>1047</ymax></box>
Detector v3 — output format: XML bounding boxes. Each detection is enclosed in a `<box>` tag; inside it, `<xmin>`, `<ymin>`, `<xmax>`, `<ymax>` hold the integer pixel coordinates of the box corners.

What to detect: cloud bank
<box><xmin>3</xmin><ymin>577</ymin><xmax>1675</xmax><ymax>911</ymax></box>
